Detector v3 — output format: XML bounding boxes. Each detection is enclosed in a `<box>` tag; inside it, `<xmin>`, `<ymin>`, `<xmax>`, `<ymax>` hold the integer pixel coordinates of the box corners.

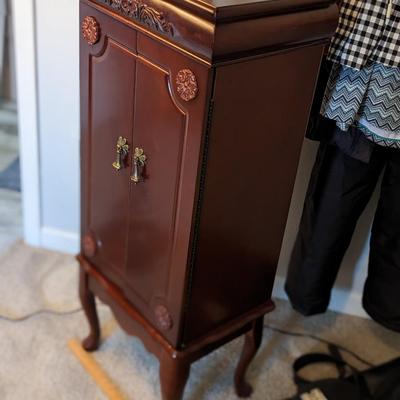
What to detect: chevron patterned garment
<box><xmin>320</xmin><ymin>62</ymin><xmax>400</xmax><ymax>148</ymax></box>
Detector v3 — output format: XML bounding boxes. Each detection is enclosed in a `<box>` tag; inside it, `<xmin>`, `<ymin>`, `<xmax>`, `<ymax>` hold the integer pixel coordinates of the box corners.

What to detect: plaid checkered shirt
<box><xmin>327</xmin><ymin>0</ymin><xmax>400</xmax><ymax>70</ymax></box>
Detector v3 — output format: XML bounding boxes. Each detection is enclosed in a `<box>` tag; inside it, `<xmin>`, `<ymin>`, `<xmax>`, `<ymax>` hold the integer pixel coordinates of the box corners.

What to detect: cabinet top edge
<box><xmin>89</xmin><ymin>0</ymin><xmax>336</xmax><ymax>21</ymax></box>
<box><xmin>83</xmin><ymin>0</ymin><xmax>338</xmax><ymax>65</ymax></box>
<box><xmin>174</xmin><ymin>0</ymin><xmax>336</xmax><ymax>21</ymax></box>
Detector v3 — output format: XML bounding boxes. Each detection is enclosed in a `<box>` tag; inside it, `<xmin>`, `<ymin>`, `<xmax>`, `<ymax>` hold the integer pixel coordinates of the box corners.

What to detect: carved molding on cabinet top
<box><xmin>99</xmin><ymin>0</ymin><xmax>174</xmax><ymax>36</ymax></box>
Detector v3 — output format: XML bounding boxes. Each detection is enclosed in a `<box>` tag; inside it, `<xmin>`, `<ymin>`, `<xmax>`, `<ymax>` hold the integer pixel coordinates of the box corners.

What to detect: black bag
<box><xmin>288</xmin><ymin>346</ymin><xmax>400</xmax><ymax>400</ymax></box>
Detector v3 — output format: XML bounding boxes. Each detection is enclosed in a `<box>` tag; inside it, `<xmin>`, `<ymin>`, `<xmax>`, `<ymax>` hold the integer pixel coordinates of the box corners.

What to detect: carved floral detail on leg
<box><xmin>99</xmin><ymin>0</ymin><xmax>174</xmax><ymax>36</ymax></box>
<box><xmin>82</xmin><ymin>16</ymin><xmax>100</xmax><ymax>45</ymax></box>
<box><xmin>82</xmin><ymin>233</ymin><xmax>97</xmax><ymax>258</ymax></box>
<box><xmin>154</xmin><ymin>305</ymin><xmax>173</xmax><ymax>331</ymax></box>
<box><xmin>176</xmin><ymin>69</ymin><xmax>198</xmax><ymax>102</ymax></box>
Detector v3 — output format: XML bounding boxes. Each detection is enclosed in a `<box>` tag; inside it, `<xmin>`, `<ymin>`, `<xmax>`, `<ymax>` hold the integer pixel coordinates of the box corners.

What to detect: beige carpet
<box><xmin>0</xmin><ymin>241</ymin><xmax>399</xmax><ymax>400</ymax></box>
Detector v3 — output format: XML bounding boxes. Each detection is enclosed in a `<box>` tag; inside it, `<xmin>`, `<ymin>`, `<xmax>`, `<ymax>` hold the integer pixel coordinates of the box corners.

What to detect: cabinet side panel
<box><xmin>184</xmin><ymin>45</ymin><xmax>324</xmax><ymax>343</ymax></box>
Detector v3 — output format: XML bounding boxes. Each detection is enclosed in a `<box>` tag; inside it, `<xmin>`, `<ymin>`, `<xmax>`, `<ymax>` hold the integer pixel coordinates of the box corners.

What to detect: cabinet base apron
<box><xmin>77</xmin><ymin>255</ymin><xmax>275</xmax><ymax>399</ymax></box>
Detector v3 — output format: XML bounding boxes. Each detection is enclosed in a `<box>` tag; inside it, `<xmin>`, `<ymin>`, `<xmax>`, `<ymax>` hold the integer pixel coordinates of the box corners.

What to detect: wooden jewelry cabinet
<box><xmin>78</xmin><ymin>0</ymin><xmax>337</xmax><ymax>398</ymax></box>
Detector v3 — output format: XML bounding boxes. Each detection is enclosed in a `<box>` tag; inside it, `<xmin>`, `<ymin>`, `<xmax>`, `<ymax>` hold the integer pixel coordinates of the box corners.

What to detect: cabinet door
<box><xmin>80</xmin><ymin>4</ymin><xmax>137</xmax><ymax>283</ymax></box>
<box><xmin>123</xmin><ymin>34</ymin><xmax>210</xmax><ymax>346</ymax></box>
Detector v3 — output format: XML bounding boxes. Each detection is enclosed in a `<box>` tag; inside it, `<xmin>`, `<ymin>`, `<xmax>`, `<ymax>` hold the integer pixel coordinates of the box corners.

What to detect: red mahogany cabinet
<box><xmin>78</xmin><ymin>0</ymin><xmax>337</xmax><ymax>398</ymax></box>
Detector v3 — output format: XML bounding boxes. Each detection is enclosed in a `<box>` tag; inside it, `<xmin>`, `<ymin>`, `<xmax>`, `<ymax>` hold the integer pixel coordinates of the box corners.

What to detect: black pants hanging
<box><xmin>285</xmin><ymin>132</ymin><xmax>400</xmax><ymax>332</ymax></box>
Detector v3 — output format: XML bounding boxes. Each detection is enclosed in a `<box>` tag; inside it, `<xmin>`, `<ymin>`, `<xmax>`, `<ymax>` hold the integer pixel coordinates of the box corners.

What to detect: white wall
<box><xmin>14</xmin><ymin>0</ymin><xmax>375</xmax><ymax>317</ymax></box>
<box><xmin>13</xmin><ymin>0</ymin><xmax>41</xmax><ymax>246</ymax></box>
<box><xmin>34</xmin><ymin>0</ymin><xmax>80</xmax><ymax>253</ymax></box>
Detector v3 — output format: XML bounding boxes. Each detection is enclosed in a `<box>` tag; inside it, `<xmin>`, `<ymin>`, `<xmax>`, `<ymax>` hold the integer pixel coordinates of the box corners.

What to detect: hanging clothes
<box><xmin>285</xmin><ymin>126</ymin><xmax>400</xmax><ymax>332</ymax></box>
<box><xmin>327</xmin><ymin>0</ymin><xmax>400</xmax><ymax>70</ymax></box>
<box><xmin>285</xmin><ymin>0</ymin><xmax>400</xmax><ymax>331</ymax></box>
<box><xmin>321</xmin><ymin>62</ymin><xmax>400</xmax><ymax>148</ymax></box>
<box><xmin>322</xmin><ymin>0</ymin><xmax>400</xmax><ymax>147</ymax></box>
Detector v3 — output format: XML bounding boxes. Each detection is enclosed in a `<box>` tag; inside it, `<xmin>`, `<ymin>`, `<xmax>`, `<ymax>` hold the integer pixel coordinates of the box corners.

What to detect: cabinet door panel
<box><xmin>123</xmin><ymin>34</ymin><xmax>211</xmax><ymax>346</ymax></box>
<box><xmin>80</xmin><ymin>3</ymin><xmax>137</xmax><ymax>282</ymax></box>
<box><xmin>125</xmin><ymin>59</ymin><xmax>186</xmax><ymax>305</ymax></box>
<box><xmin>89</xmin><ymin>40</ymin><xmax>136</xmax><ymax>277</ymax></box>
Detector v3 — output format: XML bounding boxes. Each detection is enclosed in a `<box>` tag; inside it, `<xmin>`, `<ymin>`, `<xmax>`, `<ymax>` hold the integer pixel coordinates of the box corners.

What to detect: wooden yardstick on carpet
<box><xmin>77</xmin><ymin>0</ymin><xmax>338</xmax><ymax>398</ymax></box>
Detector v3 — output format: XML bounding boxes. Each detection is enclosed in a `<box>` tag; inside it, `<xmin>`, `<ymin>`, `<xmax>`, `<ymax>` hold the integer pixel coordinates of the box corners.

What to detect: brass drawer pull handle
<box><xmin>112</xmin><ymin>136</ymin><xmax>129</xmax><ymax>171</ymax></box>
<box><xmin>131</xmin><ymin>147</ymin><xmax>147</xmax><ymax>184</ymax></box>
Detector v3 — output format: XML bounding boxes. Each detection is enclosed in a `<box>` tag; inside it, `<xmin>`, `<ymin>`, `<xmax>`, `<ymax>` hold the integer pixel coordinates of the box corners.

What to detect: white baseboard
<box><xmin>272</xmin><ymin>275</ymin><xmax>369</xmax><ymax>319</ymax></box>
<box><xmin>40</xmin><ymin>226</ymin><xmax>80</xmax><ymax>254</ymax></box>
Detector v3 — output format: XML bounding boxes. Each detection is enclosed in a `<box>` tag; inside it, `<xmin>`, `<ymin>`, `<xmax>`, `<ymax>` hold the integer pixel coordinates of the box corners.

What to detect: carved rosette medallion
<box><xmin>82</xmin><ymin>16</ymin><xmax>100</xmax><ymax>45</ymax></box>
<box><xmin>154</xmin><ymin>305</ymin><xmax>173</xmax><ymax>331</ymax></box>
<box><xmin>99</xmin><ymin>0</ymin><xmax>174</xmax><ymax>36</ymax></box>
<box><xmin>82</xmin><ymin>233</ymin><xmax>97</xmax><ymax>257</ymax></box>
<box><xmin>176</xmin><ymin>69</ymin><xmax>198</xmax><ymax>102</ymax></box>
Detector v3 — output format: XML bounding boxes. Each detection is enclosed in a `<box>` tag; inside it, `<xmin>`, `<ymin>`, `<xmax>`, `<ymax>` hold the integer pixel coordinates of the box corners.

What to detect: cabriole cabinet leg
<box><xmin>234</xmin><ymin>316</ymin><xmax>264</xmax><ymax>397</ymax></box>
<box><xmin>159</xmin><ymin>350</ymin><xmax>191</xmax><ymax>400</ymax></box>
<box><xmin>79</xmin><ymin>266</ymin><xmax>101</xmax><ymax>352</ymax></box>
